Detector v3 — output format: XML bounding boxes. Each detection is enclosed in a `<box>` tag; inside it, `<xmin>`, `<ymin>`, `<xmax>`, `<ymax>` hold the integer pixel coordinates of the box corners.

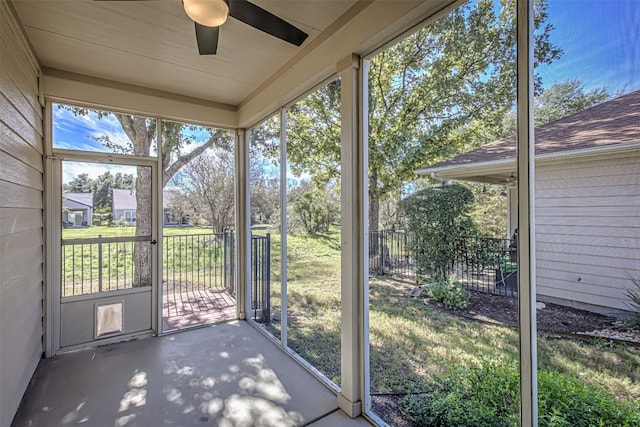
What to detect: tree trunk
<box><xmin>369</xmin><ymin>173</ymin><xmax>381</xmax><ymax>258</ymax></box>
<box><xmin>133</xmin><ymin>166</ymin><xmax>152</xmax><ymax>287</ymax></box>
<box><xmin>369</xmin><ymin>172</ymin><xmax>380</xmax><ymax>232</ymax></box>
<box><xmin>114</xmin><ymin>114</ymin><xmax>153</xmax><ymax>287</ymax></box>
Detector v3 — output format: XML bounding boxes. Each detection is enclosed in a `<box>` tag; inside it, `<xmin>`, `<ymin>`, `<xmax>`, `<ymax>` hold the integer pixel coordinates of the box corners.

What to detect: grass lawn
<box><xmin>253</xmin><ymin>226</ymin><xmax>639</xmax><ymax>408</ymax></box>
<box><xmin>62</xmin><ymin>225</ymin><xmax>217</xmax><ymax>239</ymax></box>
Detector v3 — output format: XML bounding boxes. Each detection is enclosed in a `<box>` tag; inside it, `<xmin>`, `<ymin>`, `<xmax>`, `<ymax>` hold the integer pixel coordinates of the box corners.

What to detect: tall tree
<box><xmin>64</xmin><ymin>173</ymin><xmax>92</xmax><ymax>193</ymax></box>
<box><xmin>92</xmin><ymin>171</ymin><xmax>135</xmax><ymax>213</ymax></box>
<box><xmin>281</xmin><ymin>0</ymin><xmax>561</xmax><ymax>231</ymax></box>
<box><xmin>123</xmin><ymin>119</ymin><xmax>233</xmax><ymax>285</ymax></box>
<box><xmin>499</xmin><ymin>79</ymin><xmax>611</xmax><ymax>135</ymax></box>
<box><xmin>174</xmin><ymin>149</ymin><xmax>236</xmax><ymax>233</ymax></box>
<box><xmin>534</xmin><ymin>79</ymin><xmax>610</xmax><ymax>125</ymax></box>
<box><xmin>64</xmin><ymin>106</ymin><xmax>233</xmax><ymax>286</ymax></box>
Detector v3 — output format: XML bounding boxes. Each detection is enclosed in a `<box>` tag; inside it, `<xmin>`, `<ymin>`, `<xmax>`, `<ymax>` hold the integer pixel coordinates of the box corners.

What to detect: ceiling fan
<box><xmin>97</xmin><ymin>0</ymin><xmax>309</xmax><ymax>55</ymax></box>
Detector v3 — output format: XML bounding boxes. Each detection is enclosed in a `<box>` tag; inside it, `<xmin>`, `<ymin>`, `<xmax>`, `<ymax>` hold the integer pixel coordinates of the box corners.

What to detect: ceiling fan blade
<box><xmin>195</xmin><ymin>23</ymin><xmax>220</xmax><ymax>55</ymax></box>
<box><xmin>228</xmin><ymin>0</ymin><xmax>308</xmax><ymax>46</ymax></box>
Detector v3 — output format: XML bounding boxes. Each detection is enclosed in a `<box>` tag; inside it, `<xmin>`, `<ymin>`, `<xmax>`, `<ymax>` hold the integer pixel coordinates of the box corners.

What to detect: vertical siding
<box><xmin>535</xmin><ymin>154</ymin><xmax>640</xmax><ymax>313</ymax></box>
<box><xmin>0</xmin><ymin>2</ymin><xmax>43</xmax><ymax>426</ymax></box>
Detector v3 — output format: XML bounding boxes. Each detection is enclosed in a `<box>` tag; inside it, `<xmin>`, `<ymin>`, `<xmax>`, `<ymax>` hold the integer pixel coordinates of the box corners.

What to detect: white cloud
<box><xmin>62</xmin><ymin>161</ymin><xmax>138</xmax><ymax>184</ymax></box>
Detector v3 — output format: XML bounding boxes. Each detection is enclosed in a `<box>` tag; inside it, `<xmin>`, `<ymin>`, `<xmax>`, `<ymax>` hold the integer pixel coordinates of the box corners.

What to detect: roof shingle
<box><xmin>422</xmin><ymin>89</ymin><xmax>640</xmax><ymax>171</ymax></box>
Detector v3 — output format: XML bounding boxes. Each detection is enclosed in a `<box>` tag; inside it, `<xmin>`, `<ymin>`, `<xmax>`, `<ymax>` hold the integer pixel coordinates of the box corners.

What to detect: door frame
<box><xmin>45</xmin><ymin>147</ymin><xmax>160</xmax><ymax>355</ymax></box>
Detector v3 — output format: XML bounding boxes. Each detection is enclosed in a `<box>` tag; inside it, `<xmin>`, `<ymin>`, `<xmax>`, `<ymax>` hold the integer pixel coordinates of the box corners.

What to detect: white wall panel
<box><xmin>535</xmin><ymin>154</ymin><xmax>640</xmax><ymax>313</ymax></box>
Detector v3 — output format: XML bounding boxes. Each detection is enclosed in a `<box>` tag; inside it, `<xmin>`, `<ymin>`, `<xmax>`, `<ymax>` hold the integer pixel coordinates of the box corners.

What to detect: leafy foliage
<box><xmin>401</xmin><ymin>184</ymin><xmax>476</xmax><ymax>281</ymax></box>
<box><xmin>400</xmin><ymin>358</ymin><xmax>640</xmax><ymax>427</ymax></box>
<box><xmin>534</xmin><ymin>79</ymin><xmax>610</xmax><ymax>125</ymax></box>
<box><xmin>624</xmin><ymin>274</ymin><xmax>640</xmax><ymax>326</ymax></box>
<box><xmin>464</xmin><ymin>183</ymin><xmax>508</xmax><ymax>238</ymax></box>
<box><xmin>64</xmin><ymin>173</ymin><xmax>93</xmax><ymax>194</ymax></box>
<box><xmin>425</xmin><ymin>275</ymin><xmax>471</xmax><ymax>309</ymax></box>
<box><xmin>291</xmin><ymin>186</ymin><xmax>339</xmax><ymax>235</ymax></box>
<box><xmin>285</xmin><ymin>79</ymin><xmax>341</xmax><ymax>186</ymax></box>
<box><xmin>258</xmin><ymin>0</ymin><xmax>561</xmax><ymax>232</ymax></box>
<box><xmin>500</xmin><ymin>79</ymin><xmax>611</xmax><ymax>135</ymax></box>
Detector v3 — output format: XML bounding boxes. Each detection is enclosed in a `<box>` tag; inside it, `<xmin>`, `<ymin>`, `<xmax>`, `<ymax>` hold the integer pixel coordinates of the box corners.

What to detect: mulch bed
<box><xmin>371</xmin><ymin>394</ymin><xmax>422</xmax><ymax>427</ymax></box>
<box><xmin>426</xmin><ymin>290</ymin><xmax>614</xmax><ymax>335</ymax></box>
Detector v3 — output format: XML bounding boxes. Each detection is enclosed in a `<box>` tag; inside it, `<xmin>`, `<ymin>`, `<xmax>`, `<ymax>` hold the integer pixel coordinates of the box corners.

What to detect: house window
<box><xmin>123</xmin><ymin>210</ymin><xmax>136</xmax><ymax>222</ymax></box>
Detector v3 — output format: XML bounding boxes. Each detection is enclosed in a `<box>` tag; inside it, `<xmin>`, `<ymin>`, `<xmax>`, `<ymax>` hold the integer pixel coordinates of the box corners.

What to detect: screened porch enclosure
<box><xmin>2</xmin><ymin>0</ymin><xmax>584</xmax><ymax>425</ymax></box>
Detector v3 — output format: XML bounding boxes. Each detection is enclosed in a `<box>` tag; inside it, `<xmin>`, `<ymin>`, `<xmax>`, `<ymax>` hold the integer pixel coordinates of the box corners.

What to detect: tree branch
<box><xmin>163</xmin><ymin>136</ymin><xmax>222</xmax><ymax>187</ymax></box>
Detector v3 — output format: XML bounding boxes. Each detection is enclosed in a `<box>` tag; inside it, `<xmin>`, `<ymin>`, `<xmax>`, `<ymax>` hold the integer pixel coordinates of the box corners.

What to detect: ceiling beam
<box><xmin>42</xmin><ymin>67</ymin><xmax>238</xmax><ymax>128</ymax></box>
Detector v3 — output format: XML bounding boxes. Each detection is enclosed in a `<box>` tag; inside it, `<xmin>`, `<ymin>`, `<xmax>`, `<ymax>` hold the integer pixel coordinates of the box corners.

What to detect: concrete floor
<box><xmin>12</xmin><ymin>321</ymin><xmax>372</xmax><ymax>426</ymax></box>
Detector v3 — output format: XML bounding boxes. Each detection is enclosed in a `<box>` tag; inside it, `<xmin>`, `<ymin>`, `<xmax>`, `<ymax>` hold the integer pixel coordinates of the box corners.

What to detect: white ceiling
<box><xmin>13</xmin><ymin>0</ymin><xmax>360</xmax><ymax>106</ymax></box>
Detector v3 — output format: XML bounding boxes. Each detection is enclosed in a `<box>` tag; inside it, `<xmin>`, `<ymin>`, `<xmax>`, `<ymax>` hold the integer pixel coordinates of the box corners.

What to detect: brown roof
<box><xmin>420</xmin><ymin>89</ymin><xmax>640</xmax><ymax>172</ymax></box>
<box><xmin>112</xmin><ymin>189</ymin><xmax>137</xmax><ymax>210</ymax></box>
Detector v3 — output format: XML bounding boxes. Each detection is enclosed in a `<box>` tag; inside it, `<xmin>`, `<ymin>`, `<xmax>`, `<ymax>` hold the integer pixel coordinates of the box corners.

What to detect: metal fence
<box><xmin>456</xmin><ymin>236</ymin><xmax>517</xmax><ymax>297</ymax></box>
<box><xmin>369</xmin><ymin>231</ymin><xmax>517</xmax><ymax>297</ymax></box>
<box><xmin>369</xmin><ymin>230</ymin><xmax>416</xmax><ymax>282</ymax></box>
<box><xmin>251</xmin><ymin>233</ymin><xmax>271</xmax><ymax>323</ymax></box>
<box><xmin>163</xmin><ymin>231</ymin><xmax>236</xmax><ymax>296</ymax></box>
<box><xmin>61</xmin><ymin>231</ymin><xmax>272</xmax><ymax>311</ymax></box>
<box><xmin>61</xmin><ymin>236</ymin><xmax>153</xmax><ymax>297</ymax></box>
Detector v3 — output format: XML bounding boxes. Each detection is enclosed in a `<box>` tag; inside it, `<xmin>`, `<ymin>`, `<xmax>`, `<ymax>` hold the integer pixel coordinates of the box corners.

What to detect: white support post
<box><xmin>235</xmin><ymin>128</ymin><xmax>250</xmax><ymax>320</ymax></box>
<box><xmin>360</xmin><ymin>58</ymin><xmax>371</xmax><ymax>414</ymax></box>
<box><xmin>279</xmin><ymin>108</ymin><xmax>288</xmax><ymax>347</ymax></box>
<box><xmin>517</xmin><ymin>0</ymin><xmax>538</xmax><ymax>425</ymax></box>
<box><xmin>337</xmin><ymin>53</ymin><xmax>364</xmax><ymax>418</ymax></box>
<box><xmin>44</xmin><ymin>101</ymin><xmax>60</xmax><ymax>357</ymax></box>
<box><xmin>154</xmin><ymin>117</ymin><xmax>163</xmax><ymax>334</ymax></box>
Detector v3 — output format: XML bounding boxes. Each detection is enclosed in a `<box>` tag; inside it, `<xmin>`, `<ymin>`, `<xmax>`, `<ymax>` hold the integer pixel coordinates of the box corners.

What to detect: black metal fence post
<box><xmin>248</xmin><ymin>233</ymin><xmax>271</xmax><ymax>324</ymax></box>
<box><xmin>223</xmin><ymin>231</ymin><xmax>229</xmax><ymax>294</ymax></box>
<box><xmin>379</xmin><ymin>230</ymin><xmax>385</xmax><ymax>276</ymax></box>
<box><xmin>264</xmin><ymin>233</ymin><xmax>271</xmax><ymax>323</ymax></box>
<box><xmin>251</xmin><ymin>235</ymin><xmax>257</xmax><ymax>321</ymax></box>
<box><xmin>229</xmin><ymin>230</ymin><xmax>236</xmax><ymax>296</ymax></box>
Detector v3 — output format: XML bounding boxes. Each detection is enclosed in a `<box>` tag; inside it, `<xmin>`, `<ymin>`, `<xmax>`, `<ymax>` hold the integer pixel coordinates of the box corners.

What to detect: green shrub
<box><xmin>400</xmin><ymin>358</ymin><xmax>640</xmax><ymax>427</ymax></box>
<box><xmin>425</xmin><ymin>275</ymin><xmax>471</xmax><ymax>310</ymax></box>
<box><xmin>291</xmin><ymin>189</ymin><xmax>338</xmax><ymax>235</ymax></box>
<box><xmin>401</xmin><ymin>184</ymin><xmax>476</xmax><ymax>281</ymax></box>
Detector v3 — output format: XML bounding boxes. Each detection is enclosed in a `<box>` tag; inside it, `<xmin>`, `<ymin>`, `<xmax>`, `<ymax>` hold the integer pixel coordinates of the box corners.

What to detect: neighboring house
<box><xmin>112</xmin><ymin>189</ymin><xmax>190</xmax><ymax>226</ymax></box>
<box><xmin>62</xmin><ymin>192</ymin><xmax>93</xmax><ymax>227</ymax></box>
<box><xmin>417</xmin><ymin>90</ymin><xmax>640</xmax><ymax>316</ymax></box>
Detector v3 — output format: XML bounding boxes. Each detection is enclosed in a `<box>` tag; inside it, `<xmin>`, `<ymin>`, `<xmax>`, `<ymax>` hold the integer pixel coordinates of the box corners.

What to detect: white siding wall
<box><xmin>535</xmin><ymin>153</ymin><xmax>640</xmax><ymax>314</ymax></box>
<box><xmin>0</xmin><ymin>2</ymin><xmax>43</xmax><ymax>426</ymax></box>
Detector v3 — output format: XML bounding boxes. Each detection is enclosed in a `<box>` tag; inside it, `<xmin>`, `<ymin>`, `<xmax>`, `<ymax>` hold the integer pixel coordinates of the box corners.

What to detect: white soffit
<box><xmin>13</xmin><ymin>0</ymin><xmax>455</xmax><ymax>126</ymax></box>
<box><xmin>12</xmin><ymin>0</ymin><xmax>357</xmax><ymax>105</ymax></box>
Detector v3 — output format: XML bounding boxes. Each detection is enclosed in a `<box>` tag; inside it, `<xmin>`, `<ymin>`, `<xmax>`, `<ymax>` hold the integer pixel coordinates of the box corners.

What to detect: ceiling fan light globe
<box><xmin>183</xmin><ymin>0</ymin><xmax>228</xmax><ymax>27</ymax></box>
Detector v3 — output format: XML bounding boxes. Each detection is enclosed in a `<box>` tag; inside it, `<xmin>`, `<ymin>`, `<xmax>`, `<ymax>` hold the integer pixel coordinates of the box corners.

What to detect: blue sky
<box><xmin>62</xmin><ymin>161</ymin><xmax>138</xmax><ymax>187</ymax></box>
<box><xmin>53</xmin><ymin>105</ymin><xmax>142</xmax><ymax>154</ymax></box>
<box><xmin>53</xmin><ymin>106</ymin><xmax>149</xmax><ymax>183</ymax></box>
<box><xmin>537</xmin><ymin>0</ymin><xmax>640</xmax><ymax>94</ymax></box>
